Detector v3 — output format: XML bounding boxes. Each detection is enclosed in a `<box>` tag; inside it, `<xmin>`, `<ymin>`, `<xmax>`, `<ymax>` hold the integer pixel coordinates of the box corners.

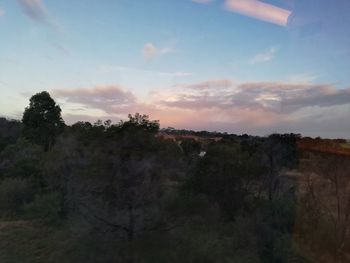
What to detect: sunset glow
<box><xmin>1</xmin><ymin>0</ymin><xmax>350</xmax><ymax>138</ymax></box>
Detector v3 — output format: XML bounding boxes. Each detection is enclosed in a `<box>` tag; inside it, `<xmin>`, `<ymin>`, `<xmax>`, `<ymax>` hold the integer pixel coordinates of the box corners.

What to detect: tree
<box><xmin>0</xmin><ymin>138</ymin><xmax>43</xmax><ymax>181</ymax></box>
<box><xmin>22</xmin><ymin>91</ymin><xmax>65</xmax><ymax>150</ymax></box>
<box><xmin>190</xmin><ymin>140</ymin><xmax>262</xmax><ymax>219</ymax></box>
<box><xmin>0</xmin><ymin>118</ymin><xmax>21</xmax><ymax>151</ymax></box>
<box><xmin>117</xmin><ymin>113</ymin><xmax>159</xmax><ymax>134</ymax></box>
<box><xmin>45</xmin><ymin>114</ymin><xmax>181</xmax><ymax>240</ymax></box>
<box><xmin>262</xmin><ymin>134</ymin><xmax>299</xmax><ymax>201</ymax></box>
<box><xmin>298</xmin><ymin>152</ymin><xmax>350</xmax><ymax>262</ymax></box>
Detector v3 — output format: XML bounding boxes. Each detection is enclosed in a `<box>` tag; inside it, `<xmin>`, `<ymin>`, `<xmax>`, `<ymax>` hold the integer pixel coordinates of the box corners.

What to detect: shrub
<box><xmin>23</xmin><ymin>192</ymin><xmax>62</xmax><ymax>224</ymax></box>
<box><xmin>0</xmin><ymin>178</ymin><xmax>35</xmax><ymax>217</ymax></box>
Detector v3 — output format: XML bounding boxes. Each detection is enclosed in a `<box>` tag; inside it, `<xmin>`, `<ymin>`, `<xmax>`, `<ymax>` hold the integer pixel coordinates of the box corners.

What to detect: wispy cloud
<box><xmin>175</xmin><ymin>79</ymin><xmax>235</xmax><ymax>90</ymax></box>
<box><xmin>17</xmin><ymin>0</ymin><xmax>48</xmax><ymax>22</ymax></box>
<box><xmin>172</xmin><ymin>72</ymin><xmax>193</xmax><ymax>77</ymax></box>
<box><xmin>0</xmin><ymin>7</ymin><xmax>5</xmax><ymax>17</ymax></box>
<box><xmin>17</xmin><ymin>0</ymin><xmax>63</xmax><ymax>32</ymax></box>
<box><xmin>159</xmin><ymin>47</ymin><xmax>176</xmax><ymax>54</ymax></box>
<box><xmin>141</xmin><ymin>42</ymin><xmax>176</xmax><ymax>60</ymax></box>
<box><xmin>224</xmin><ymin>0</ymin><xmax>292</xmax><ymax>27</ymax></box>
<box><xmin>48</xmin><ymin>42</ymin><xmax>70</xmax><ymax>56</ymax></box>
<box><xmin>98</xmin><ymin>64</ymin><xmax>192</xmax><ymax>78</ymax></box>
<box><xmin>250</xmin><ymin>47</ymin><xmax>278</xmax><ymax>64</ymax></box>
<box><xmin>53</xmin><ymin>86</ymin><xmax>137</xmax><ymax>114</ymax></box>
<box><xmin>287</xmin><ymin>73</ymin><xmax>319</xmax><ymax>84</ymax></box>
<box><xmin>192</xmin><ymin>0</ymin><xmax>213</xmax><ymax>4</ymax></box>
<box><xmin>142</xmin><ymin>43</ymin><xmax>158</xmax><ymax>60</ymax></box>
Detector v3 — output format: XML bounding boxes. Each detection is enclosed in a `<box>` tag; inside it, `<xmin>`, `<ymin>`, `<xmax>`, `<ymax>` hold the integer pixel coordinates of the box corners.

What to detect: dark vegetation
<box><xmin>0</xmin><ymin>91</ymin><xmax>349</xmax><ymax>262</ymax></box>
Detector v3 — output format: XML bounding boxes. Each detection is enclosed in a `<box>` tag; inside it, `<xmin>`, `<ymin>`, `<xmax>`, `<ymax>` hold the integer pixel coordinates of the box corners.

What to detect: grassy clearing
<box><xmin>1</xmin><ymin>220</ymin><xmax>50</xmax><ymax>263</ymax></box>
<box><xmin>0</xmin><ymin>220</ymin><xmax>73</xmax><ymax>263</ymax></box>
<box><xmin>340</xmin><ymin>142</ymin><xmax>350</xmax><ymax>149</ymax></box>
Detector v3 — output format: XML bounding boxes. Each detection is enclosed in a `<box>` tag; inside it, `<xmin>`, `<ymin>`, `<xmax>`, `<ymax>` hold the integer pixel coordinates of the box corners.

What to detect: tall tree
<box><xmin>22</xmin><ymin>91</ymin><xmax>65</xmax><ymax>150</ymax></box>
<box><xmin>45</xmin><ymin>114</ymin><xmax>182</xmax><ymax>241</ymax></box>
<box><xmin>262</xmin><ymin>134</ymin><xmax>299</xmax><ymax>201</ymax></box>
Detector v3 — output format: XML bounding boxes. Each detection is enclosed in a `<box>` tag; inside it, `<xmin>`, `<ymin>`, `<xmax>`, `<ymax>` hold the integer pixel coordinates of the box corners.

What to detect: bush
<box><xmin>23</xmin><ymin>192</ymin><xmax>62</xmax><ymax>224</ymax></box>
<box><xmin>0</xmin><ymin>138</ymin><xmax>43</xmax><ymax>180</ymax></box>
<box><xmin>0</xmin><ymin>178</ymin><xmax>35</xmax><ymax>217</ymax></box>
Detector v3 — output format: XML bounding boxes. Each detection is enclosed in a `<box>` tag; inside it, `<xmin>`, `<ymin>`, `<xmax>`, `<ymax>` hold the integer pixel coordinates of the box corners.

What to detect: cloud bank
<box><xmin>53</xmin><ymin>86</ymin><xmax>137</xmax><ymax>114</ymax></box>
<box><xmin>51</xmin><ymin>80</ymin><xmax>350</xmax><ymax>138</ymax></box>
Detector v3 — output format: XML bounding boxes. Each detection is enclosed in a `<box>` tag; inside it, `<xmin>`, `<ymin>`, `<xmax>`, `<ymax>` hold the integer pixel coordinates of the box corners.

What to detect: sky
<box><xmin>1</xmin><ymin>0</ymin><xmax>350</xmax><ymax>138</ymax></box>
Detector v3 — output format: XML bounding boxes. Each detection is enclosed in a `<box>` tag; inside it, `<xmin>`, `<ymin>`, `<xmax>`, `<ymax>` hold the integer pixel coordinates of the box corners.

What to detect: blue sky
<box><xmin>1</xmin><ymin>0</ymin><xmax>350</xmax><ymax>138</ymax></box>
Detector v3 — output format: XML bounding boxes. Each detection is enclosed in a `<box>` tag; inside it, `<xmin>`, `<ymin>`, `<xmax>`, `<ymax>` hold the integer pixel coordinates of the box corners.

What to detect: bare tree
<box><xmin>299</xmin><ymin>152</ymin><xmax>350</xmax><ymax>262</ymax></box>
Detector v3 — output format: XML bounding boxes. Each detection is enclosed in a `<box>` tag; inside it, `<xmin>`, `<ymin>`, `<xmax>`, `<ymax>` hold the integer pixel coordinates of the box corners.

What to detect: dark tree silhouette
<box><xmin>22</xmin><ymin>91</ymin><xmax>65</xmax><ymax>150</ymax></box>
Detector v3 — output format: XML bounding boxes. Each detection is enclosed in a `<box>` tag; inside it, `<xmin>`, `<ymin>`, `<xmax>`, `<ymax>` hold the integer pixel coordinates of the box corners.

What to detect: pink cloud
<box><xmin>141</xmin><ymin>42</ymin><xmax>176</xmax><ymax>60</ymax></box>
<box><xmin>224</xmin><ymin>0</ymin><xmax>292</xmax><ymax>26</ymax></box>
<box><xmin>51</xmin><ymin>80</ymin><xmax>350</xmax><ymax>138</ymax></box>
<box><xmin>142</xmin><ymin>43</ymin><xmax>158</xmax><ymax>60</ymax></box>
<box><xmin>53</xmin><ymin>85</ymin><xmax>137</xmax><ymax>114</ymax></box>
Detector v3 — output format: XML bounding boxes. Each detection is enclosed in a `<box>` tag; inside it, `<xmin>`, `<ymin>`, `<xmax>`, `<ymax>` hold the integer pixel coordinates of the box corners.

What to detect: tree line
<box><xmin>0</xmin><ymin>91</ymin><xmax>349</xmax><ymax>262</ymax></box>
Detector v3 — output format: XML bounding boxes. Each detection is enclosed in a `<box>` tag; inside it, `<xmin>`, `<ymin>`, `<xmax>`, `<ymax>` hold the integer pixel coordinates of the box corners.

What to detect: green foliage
<box><xmin>22</xmin><ymin>91</ymin><xmax>65</xmax><ymax>150</ymax></box>
<box><xmin>0</xmin><ymin>98</ymin><xmax>311</xmax><ymax>262</ymax></box>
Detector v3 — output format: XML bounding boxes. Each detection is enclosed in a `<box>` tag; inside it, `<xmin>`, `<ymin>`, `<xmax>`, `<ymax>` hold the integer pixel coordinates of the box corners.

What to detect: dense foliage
<box><xmin>22</xmin><ymin>91</ymin><xmax>65</xmax><ymax>150</ymax></box>
<box><xmin>0</xmin><ymin>92</ymin><xmax>349</xmax><ymax>263</ymax></box>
